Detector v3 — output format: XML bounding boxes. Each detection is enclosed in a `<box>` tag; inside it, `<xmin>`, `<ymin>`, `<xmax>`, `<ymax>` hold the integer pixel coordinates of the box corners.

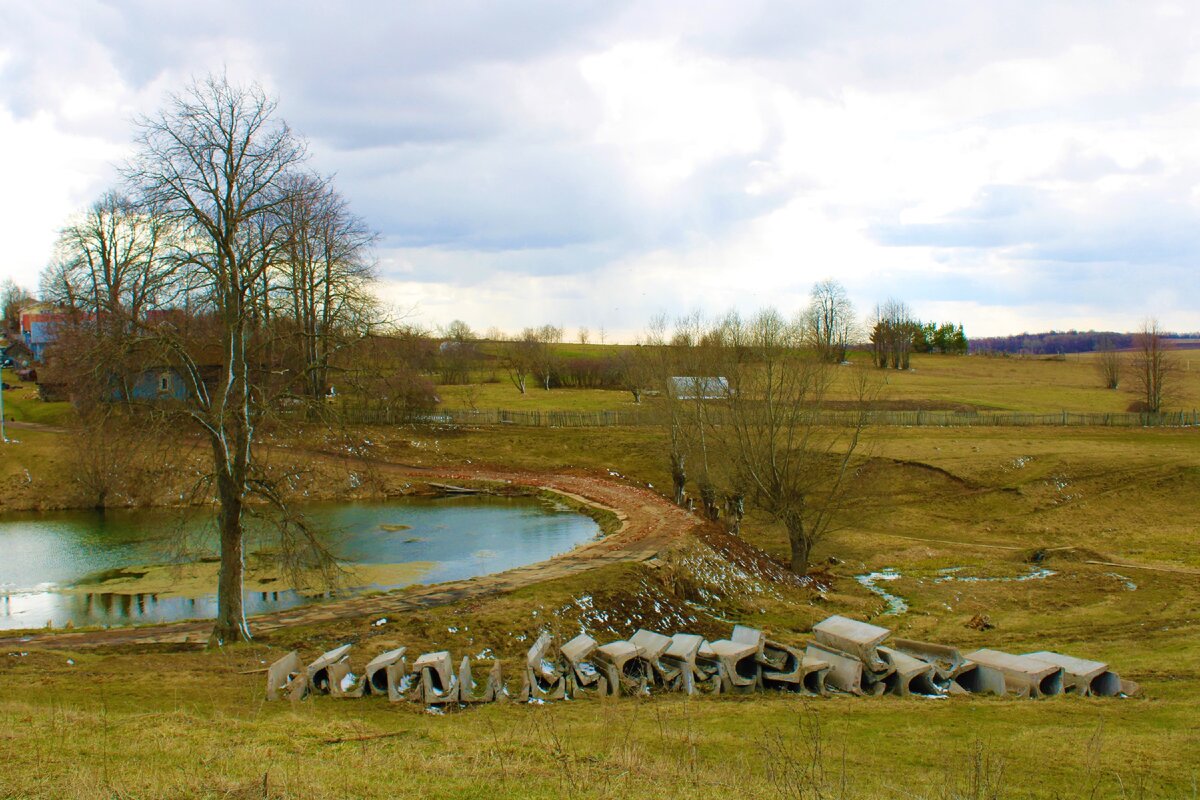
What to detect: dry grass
<box><xmin>3</xmin><ymin>357</ymin><xmax>1200</xmax><ymax>797</ymax></box>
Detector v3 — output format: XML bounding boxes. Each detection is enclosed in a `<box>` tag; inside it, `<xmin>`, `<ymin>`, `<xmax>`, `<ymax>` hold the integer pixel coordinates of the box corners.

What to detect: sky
<box><xmin>2</xmin><ymin>1</ymin><xmax>1199</xmax><ymax>340</ymax></box>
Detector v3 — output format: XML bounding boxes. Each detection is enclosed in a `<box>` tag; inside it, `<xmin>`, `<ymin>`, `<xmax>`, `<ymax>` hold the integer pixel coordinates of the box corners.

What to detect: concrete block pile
<box><xmin>265</xmin><ymin>614</ymin><xmax>1139</xmax><ymax>705</ymax></box>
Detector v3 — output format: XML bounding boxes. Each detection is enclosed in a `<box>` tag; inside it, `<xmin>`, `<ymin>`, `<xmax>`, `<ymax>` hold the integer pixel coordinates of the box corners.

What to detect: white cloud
<box><xmin>2</xmin><ymin>2</ymin><xmax>1200</xmax><ymax>337</ymax></box>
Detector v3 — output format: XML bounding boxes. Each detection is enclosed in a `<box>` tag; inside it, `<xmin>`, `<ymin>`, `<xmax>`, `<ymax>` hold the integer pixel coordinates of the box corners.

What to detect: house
<box><xmin>119</xmin><ymin>367</ymin><xmax>190</xmax><ymax>402</ymax></box>
<box><xmin>669</xmin><ymin>376</ymin><xmax>729</xmax><ymax>400</ymax></box>
<box><xmin>18</xmin><ymin>304</ymin><xmax>70</xmax><ymax>362</ymax></box>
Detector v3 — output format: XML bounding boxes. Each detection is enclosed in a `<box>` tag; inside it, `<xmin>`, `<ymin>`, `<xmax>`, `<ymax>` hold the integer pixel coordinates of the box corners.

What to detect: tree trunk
<box><xmin>211</xmin><ymin>470</ymin><xmax>250</xmax><ymax>644</ymax></box>
<box><xmin>785</xmin><ymin>514</ymin><xmax>811</xmax><ymax>574</ymax></box>
<box><xmin>671</xmin><ymin>452</ymin><xmax>686</xmax><ymax>506</ymax></box>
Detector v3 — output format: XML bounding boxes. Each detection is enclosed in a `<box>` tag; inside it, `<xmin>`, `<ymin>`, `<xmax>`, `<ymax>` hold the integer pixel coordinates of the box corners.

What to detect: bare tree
<box><xmin>124</xmin><ymin>74</ymin><xmax>320</xmax><ymax>644</ymax></box>
<box><xmin>706</xmin><ymin>309</ymin><xmax>871</xmax><ymax>573</ymax></box>
<box><xmin>532</xmin><ymin>325</ymin><xmax>560</xmax><ymax>390</ymax></box>
<box><xmin>44</xmin><ymin>192</ymin><xmax>177</xmax><ymax>333</ymax></box>
<box><xmin>501</xmin><ymin>327</ymin><xmax>541</xmax><ymax>394</ymax></box>
<box><xmin>578</xmin><ymin>326</ymin><xmax>590</xmax><ymax>345</ymax></box>
<box><xmin>276</xmin><ymin>173</ymin><xmax>378</xmax><ymax>405</ymax></box>
<box><xmin>1</xmin><ymin>279</ymin><xmax>34</xmax><ymax>333</ymax></box>
<box><xmin>642</xmin><ymin>314</ymin><xmax>689</xmax><ymax>505</ymax></box>
<box><xmin>804</xmin><ymin>279</ymin><xmax>856</xmax><ymax>363</ymax></box>
<box><xmin>1131</xmin><ymin>319</ymin><xmax>1175</xmax><ymax>413</ymax></box>
<box><xmin>616</xmin><ymin>344</ymin><xmax>651</xmax><ymax>404</ymax></box>
<box><xmin>1096</xmin><ymin>335</ymin><xmax>1122</xmax><ymax>390</ymax></box>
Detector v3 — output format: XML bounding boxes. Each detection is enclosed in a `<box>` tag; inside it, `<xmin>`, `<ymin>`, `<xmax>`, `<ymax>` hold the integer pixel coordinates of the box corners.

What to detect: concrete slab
<box><xmin>1023</xmin><ymin>651</ymin><xmax>1122</xmax><ymax>697</ymax></box>
<box><xmin>327</xmin><ymin>661</ymin><xmax>365</xmax><ymax>698</ymax></box>
<box><xmin>412</xmin><ymin>650</ymin><xmax>458</xmax><ymax>705</ymax></box>
<box><xmin>458</xmin><ymin>656</ymin><xmax>503</xmax><ymax>703</ymax></box>
<box><xmin>519</xmin><ymin>633</ymin><xmax>566</xmax><ymax>701</ymax></box>
<box><xmin>660</xmin><ymin>633</ymin><xmax>720</xmax><ymax>695</ymax></box>
<box><xmin>364</xmin><ymin>647</ymin><xmax>407</xmax><ymax>696</ymax></box>
<box><xmin>561</xmin><ymin>633</ymin><xmax>608</xmax><ymax>697</ymax></box>
<box><xmin>878</xmin><ymin>646</ymin><xmax>941</xmax><ymax>696</ymax></box>
<box><xmin>265</xmin><ymin>651</ymin><xmax>304</xmax><ymax>701</ymax></box>
<box><xmin>759</xmin><ymin>640</ymin><xmax>829</xmax><ymax>696</ymax></box>
<box><xmin>812</xmin><ymin>615</ymin><xmax>890</xmax><ymax>673</ymax></box>
<box><xmin>595</xmin><ymin>640</ymin><xmax>650</xmax><ymax>695</ymax></box>
<box><xmin>708</xmin><ymin>638</ymin><xmax>760</xmax><ymax>693</ymax></box>
<box><xmin>306</xmin><ymin>644</ymin><xmax>352</xmax><ymax>695</ymax></box>
<box><xmin>964</xmin><ymin>649</ymin><xmax>1064</xmax><ymax>698</ymax></box>
<box><xmin>630</xmin><ymin>629</ymin><xmax>680</xmax><ymax>687</ymax></box>
<box><xmin>806</xmin><ymin>642</ymin><xmax>863</xmax><ymax>694</ymax></box>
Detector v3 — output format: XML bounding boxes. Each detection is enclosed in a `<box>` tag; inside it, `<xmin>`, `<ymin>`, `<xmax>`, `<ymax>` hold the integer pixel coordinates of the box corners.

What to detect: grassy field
<box><xmin>433</xmin><ymin>349</ymin><xmax>1200</xmax><ymax>416</ymax></box>
<box><xmin>0</xmin><ymin>368</ymin><xmax>73</xmax><ymax>426</ymax></box>
<box><xmin>2</xmin><ymin>356</ymin><xmax>1199</xmax><ymax>798</ymax></box>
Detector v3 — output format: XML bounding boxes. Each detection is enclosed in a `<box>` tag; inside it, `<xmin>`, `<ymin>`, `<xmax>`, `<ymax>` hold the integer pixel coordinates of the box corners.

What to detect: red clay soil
<box><xmin>0</xmin><ymin>463</ymin><xmax>704</xmax><ymax>650</ymax></box>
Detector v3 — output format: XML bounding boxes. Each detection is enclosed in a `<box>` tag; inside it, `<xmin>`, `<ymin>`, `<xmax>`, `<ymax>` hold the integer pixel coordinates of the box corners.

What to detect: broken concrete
<box><xmin>964</xmin><ymin>649</ymin><xmax>1064</xmax><ymax>698</ymax></box>
<box><xmin>594</xmin><ymin>640</ymin><xmax>650</xmax><ymax>696</ymax></box>
<box><xmin>411</xmin><ymin>650</ymin><xmax>458</xmax><ymax>705</ymax></box>
<box><xmin>947</xmin><ymin>661</ymin><xmax>1008</xmax><ymax>696</ymax></box>
<box><xmin>306</xmin><ymin>644</ymin><xmax>353</xmax><ymax>695</ymax></box>
<box><xmin>519</xmin><ymin>632</ymin><xmax>567</xmax><ymax>701</ymax></box>
<box><xmin>759</xmin><ymin>639</ymin><xmax>829</xmax><ymax>696</ymax></box>
<box><xmin>385</xmin><ymin>661</ymin><xmax>416</xmax><ymax>702</ymax></box>
<box><xmin>364</xmin><ymin>647</ymin><xmax>408</xmax><ymax>696</ymax></box>
<box><xmin>812</xmin><ymin>615</ymin><xmax>891</xmax><ymax>673</ymax></box>
<box><xmin>265</xmin><ymin>651</ymin><xmax>306</xmax><ymax>701</ymax></box>
<box><xmin>878</xmin><ymin>646</ymin><xmax>941</xmax><ymax>696</ymax></box>
<box><xmin>805</xmin><ymin>642</ymin><xmax>865</xmax><ymax>694</ymax></box>
<box><xmin>629</xmin><ymin>629</ymin><xmax>679</xmax><ymax>688</ymax></box>
<box><xmin>660</xmin><ymin>633</ymin><xmax>721</xmax><ymax>695</ymax></box>
<box><xmin>1023</xmin><ymin>651</ymin><xmax>1122</xmax><ymax>697</ymax></box>
<box><xmin>458</xmin><ymin>656</ymin><xmax>504</xmax><ymax>703</ymax></box>
<box><xmin>708</xmin><ymin>638</ymin><xmax>761</xmax><ymax>694</ymax></box>
<box><xmin>561</xmin><ymin>633</ymin><xmax>609</xmax><ymax>697</ymax></box>
<box><xmin>328</xmin><ymin>661</ymin><xmax>365</xmax><ymax>698</ymax></box>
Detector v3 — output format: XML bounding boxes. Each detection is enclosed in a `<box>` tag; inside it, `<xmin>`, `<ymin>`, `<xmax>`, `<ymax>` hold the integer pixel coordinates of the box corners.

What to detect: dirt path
<box><xmin>0</xmin><ymin>462</ymin><xmax>702</xmax><ymax>651</ymax></box>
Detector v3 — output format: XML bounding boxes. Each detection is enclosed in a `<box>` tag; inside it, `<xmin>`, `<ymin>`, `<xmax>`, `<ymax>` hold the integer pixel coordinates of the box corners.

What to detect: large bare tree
<box><xmin>124</xmin><ymin>74</ymin><xmax>312</xmax><ymax>643</ymax></box>
<box><xmin>1131</xmin><ymin>319</ymin><xmax>1175</xmax><ymax>413</ymax></box>
<box><xmin>276</xmin><ymin>173</ymin><xmax>378</xmax><ymax>404</ymax></box>
<box><xmin>707</xmin><ymin>309</ymin><xmax>870</xmax><ymax>573</ymax></box>
<box><xmin>804</xmin><ymin>279</ymin><xmax>856</xmax><ymax>363</ymax></box>
<box><xmin>43</xmin><ymin>192</ymin><xmax>176</xmax><ymax>332</ymax></box>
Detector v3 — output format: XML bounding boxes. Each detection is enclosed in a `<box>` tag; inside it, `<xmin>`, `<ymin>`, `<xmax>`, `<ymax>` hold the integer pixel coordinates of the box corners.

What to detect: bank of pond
<box><xmin>0</xmin><ymin>494</ymin><xmax>600</xmax><ymax>631</ymax></box>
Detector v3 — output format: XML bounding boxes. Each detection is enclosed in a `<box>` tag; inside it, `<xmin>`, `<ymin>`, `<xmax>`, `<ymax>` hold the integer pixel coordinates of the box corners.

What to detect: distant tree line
<box><xmin>970</xmin><ymin>330</ymin><xmax>1139</xmax><ymax>355</ymax></box>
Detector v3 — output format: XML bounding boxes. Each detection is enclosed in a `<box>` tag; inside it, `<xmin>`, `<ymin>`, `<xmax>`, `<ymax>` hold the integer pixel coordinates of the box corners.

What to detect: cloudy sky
<box><xmin>2</xmin><ymin>1</ymin><xmax>1199</xmax><ymax>339</ymax></box>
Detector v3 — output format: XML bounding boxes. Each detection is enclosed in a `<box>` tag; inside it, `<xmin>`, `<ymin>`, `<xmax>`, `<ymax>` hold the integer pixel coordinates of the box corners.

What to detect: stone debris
<box><xmin>265</xmin><ymin>615</ymin><xmax>1140</xmax><ymax>707</ymax></box>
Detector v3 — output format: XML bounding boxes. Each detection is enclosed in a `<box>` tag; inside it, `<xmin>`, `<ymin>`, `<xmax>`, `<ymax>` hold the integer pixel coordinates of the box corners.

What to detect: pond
<box><xmin>0</xmin><ymin>494</ymin><xmax>600</xmax><ymax>631</ymax></box>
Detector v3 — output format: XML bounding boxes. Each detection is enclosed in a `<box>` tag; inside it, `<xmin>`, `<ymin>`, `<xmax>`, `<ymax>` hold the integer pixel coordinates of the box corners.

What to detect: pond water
<box><xmin>0</xmin><ymin>495</ymin><xmax>600</xmax><ymax>631</ymax></box>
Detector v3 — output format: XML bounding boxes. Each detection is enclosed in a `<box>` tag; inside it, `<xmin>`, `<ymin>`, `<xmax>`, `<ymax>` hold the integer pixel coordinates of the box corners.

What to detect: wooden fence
<box><xmin>338</xmin><ymin>405</ymin><xmax>1200</xmax><ymax>429</ymax></box>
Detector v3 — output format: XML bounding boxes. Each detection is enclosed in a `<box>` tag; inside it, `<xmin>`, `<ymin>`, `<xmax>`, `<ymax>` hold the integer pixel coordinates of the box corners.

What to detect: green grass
<box><xmin>1</xmin><ymin>368</ymin><xmax>73</xmax><ymax>425</ymax></box>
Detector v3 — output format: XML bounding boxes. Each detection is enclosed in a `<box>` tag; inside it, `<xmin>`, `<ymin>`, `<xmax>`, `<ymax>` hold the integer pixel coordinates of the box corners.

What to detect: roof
<box><xmin>669</xmin><ymin>376</ymin><xmax>729</xmax><ymax>400</ymax></box>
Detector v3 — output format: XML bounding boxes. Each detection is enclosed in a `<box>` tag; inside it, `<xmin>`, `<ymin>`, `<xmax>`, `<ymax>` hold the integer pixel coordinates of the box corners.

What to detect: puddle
<box><xmin>1105</xmin><ymin>572</ymin><xmax>1137</xmax><ymax>591</ymax></box>
<box><xmin>854</xmin><ymin>569</ymin><xmax>909</xmax><ymax>615</ymax></box>
<box><xmin>934</xmin><ymin>566</ymin><xmax>1056</xmax><ymax>583</ymax></box>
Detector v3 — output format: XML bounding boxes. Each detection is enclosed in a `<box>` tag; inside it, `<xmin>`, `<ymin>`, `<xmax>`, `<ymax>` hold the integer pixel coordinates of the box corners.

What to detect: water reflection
<box><xmin>0</xmin><ymin>495</ymin><xmax>599</xmax><ymax>631</ymax></box>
